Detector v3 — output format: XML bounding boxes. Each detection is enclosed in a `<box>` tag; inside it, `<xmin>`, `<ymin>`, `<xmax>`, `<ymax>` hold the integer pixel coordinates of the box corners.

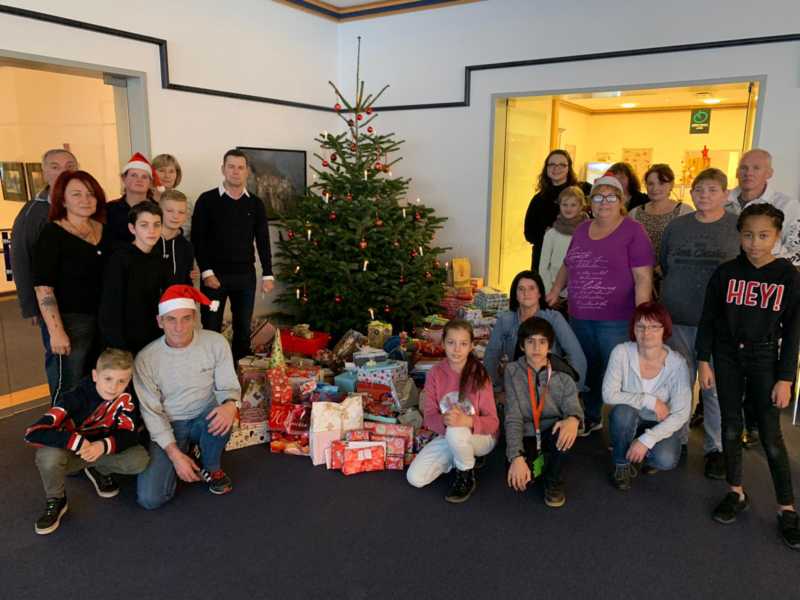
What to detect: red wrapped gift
<box><xmin>329</xmin><ymin>440</ymin><xmax>347</xmax><ymax>469</ymax></box>
<box><xmin>269</xmin><ymin>432</ymin><xmax>309</xmax><ymax>455</ymax></box>
<box><xmin>404</xmin><ymin>452</ymin><xmax>416</xmax><ymax>466</ymax></box>
<box><xmin>385</xmin><ymin>455</ymin><xmax>404</xmax><ymax>470</ymax></box>
<box><xmin>344</xmin><ymin>429</ymin><xmax>371</xmax><ymax>442</ymax></box>
<box><xmin>364</xmin><ymin>422</ymin><xmax>413</xmax><ymax>452</ymax></box>
<box><xmin>280</xmin><ymin>328</ymin><xmax>331</xmax><ymax>357</ymax></box>
<box><xmin>268</xmin><ymin>404</ymin><xmax>292</xmax><ymax>432</ymax></box>
<box><xmin>267</xmin><ymin>368</ymin><xmax>293</xmax><ymax>405</ymax></box>
<box><xmin>363</xmin><ymin>397</ymin><xmax>396</xmax><ymax>418</ymax></box>
<box><xmin>369</xmin><ymin>433</ymin><xmax>405</xmax><ymax>456</ymax></box>
<box><xmin>285</xmin><ymin>404</ymin><xmax>310</xmax><ymax>435</ymax></box>
<box><xmin>357</xmin><ymin>382</ymin><xmax>393</xmax><ymax>403</ymax></box>
<box><xmin>287</xmin><ymin>365</ymin><xmax>322</xmax><ymax>380</ymax></box>
<box><xmin>342</xmin><ymin>445</ymin><xmax>386</xmax><ymax>476</ymax></box>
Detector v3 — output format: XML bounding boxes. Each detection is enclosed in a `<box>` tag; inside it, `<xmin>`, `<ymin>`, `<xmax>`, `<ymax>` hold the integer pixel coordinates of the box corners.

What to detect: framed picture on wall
<box><xmin>25</xmin><ymin>163</ymin><xmax>45</xmax><ymax>200</ymax></box>
<box><xmin>237</xmin><ymin>146</ymin><xmax>307</xmax><ymax>221</ymax></box>
<box><xmin>0</xmin><ymin>162</ymin><xmax>29</xmax><ymax>202</ymax></box>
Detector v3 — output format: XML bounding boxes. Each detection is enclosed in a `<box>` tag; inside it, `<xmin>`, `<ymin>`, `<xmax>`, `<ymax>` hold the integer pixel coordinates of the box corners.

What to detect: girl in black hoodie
<box><xmin>696</xmin><ymin>203</ymin><xmax>800</xmax><ymax>550</ymax></box>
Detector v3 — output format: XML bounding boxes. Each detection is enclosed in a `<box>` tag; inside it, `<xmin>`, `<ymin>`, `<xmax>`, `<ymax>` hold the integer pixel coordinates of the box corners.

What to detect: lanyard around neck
<box><xmin>526</xmin><ymin>361</ymin><xmax>551</xmax><ymax>436</ymax></box>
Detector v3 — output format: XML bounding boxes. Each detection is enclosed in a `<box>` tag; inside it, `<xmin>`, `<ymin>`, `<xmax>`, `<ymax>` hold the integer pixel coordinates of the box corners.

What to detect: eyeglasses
<box><xmin>547</xmin><ymin>162</ymin><xmax>569</xmax><ymax>169</ymax></box>
<box><xmin>634</xmin><ymin>323</ymin><xmax>664</xmax><ymax>332</ymax></box>
<box><xmin>591</xmin><ymin>194</ymin><xmax>620</xmax><ymax>204</ymax></box>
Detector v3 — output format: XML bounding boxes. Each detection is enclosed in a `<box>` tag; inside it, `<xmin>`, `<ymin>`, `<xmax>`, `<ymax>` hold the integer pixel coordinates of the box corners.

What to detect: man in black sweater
<box><xmin>191</xmin><ymin>149</ymin><xmax>273</xmax><ymax>363</ymax></box>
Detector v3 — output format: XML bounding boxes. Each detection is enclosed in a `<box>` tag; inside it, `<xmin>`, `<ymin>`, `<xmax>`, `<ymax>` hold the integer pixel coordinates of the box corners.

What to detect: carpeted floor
<box><xmin>1</xmin><ymin>407</ymin><xmax>798</xmax><ymax>600</ymax></box>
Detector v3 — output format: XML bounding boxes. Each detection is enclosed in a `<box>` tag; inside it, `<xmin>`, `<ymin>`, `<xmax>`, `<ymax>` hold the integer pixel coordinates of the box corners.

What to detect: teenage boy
<box><xmin>660</xmin><ymin>168</ymin><xmax>741</xmax><ymax>479</ymax></box>
<box><xmin>106</xmin><ymin>153</ymin><xmax>163</xmax><ymax>245</ymax></box>
<box><xmin>157</xmin><ymin>189</ymin><xmax>195</xmax><ymax>285</ymax></box>
<box><xmin>24</xmin><ymin>348</ymin><xmax>149</xmax><ymax>535</ymax></box>
<box><xmin>504</xmin><ymin>317</ymin><xmax>583</xmax><ymax>508</ymax></box>
<box><xmin>135</xmin><ymin>285</ymin><xmax>240</xmax><ymax>509</ymax></box>
<box><xmin>191</xmin><ymin>149</ymin><xmax>274</xmax><ymax>363</ymax></box>
<box><xmin>99</xmin><ymin>201</ymin><xmax>167</xmax><ymax>354</ymax></box>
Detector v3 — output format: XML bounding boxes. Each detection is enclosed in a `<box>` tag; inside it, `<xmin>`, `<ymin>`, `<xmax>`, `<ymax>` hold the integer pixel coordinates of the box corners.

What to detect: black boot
<box><xmin>444</xmin><ymin>468</ymin><xmax>476</xmax><ymax>503</ymax></box>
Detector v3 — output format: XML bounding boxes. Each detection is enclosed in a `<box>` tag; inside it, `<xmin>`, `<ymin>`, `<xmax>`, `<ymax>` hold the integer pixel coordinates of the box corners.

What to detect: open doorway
<box><xmin>487</xmin><ymin>80</ymin><xmax>760</xmax><ymax>292</ymax></box>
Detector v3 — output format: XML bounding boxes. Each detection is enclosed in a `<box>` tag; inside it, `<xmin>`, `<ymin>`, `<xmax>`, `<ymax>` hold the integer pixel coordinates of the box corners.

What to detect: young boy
<box><xmin>504</xmin><ymin>317</ymin><xmax>583</xmax><ymax>508</ymax></box>
<box><xmin>99</xmin><ymin>201</ymin><xmax>169</xmax><ymax>354</ymax></box>
<box><xmin>157</xmin><ymin>189</ymin><xmax>195</xmax><ymax>285</ymax></box>
<box><xmin>24</xmin><ymin>348</ymin><xmax>150</xmax><ymax>535</ymax></box>
<box><xmin>660</xmin><ymin>168</ymin><xmax>740</xmax><ymax>479</ymax></box>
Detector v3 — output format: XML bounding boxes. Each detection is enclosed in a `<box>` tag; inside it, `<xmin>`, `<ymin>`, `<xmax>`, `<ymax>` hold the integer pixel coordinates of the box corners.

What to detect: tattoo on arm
<box><xmin>40</xmin><ymin>294</ymin><xmax>56</xmax><ymax>307</ymax></box>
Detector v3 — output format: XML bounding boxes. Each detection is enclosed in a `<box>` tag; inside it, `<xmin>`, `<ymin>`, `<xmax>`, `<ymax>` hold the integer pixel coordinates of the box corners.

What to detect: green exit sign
<box><xmin>690</xmin><ymin>109</ymin><xmax>711</xmax><ymax>134</ymax></box>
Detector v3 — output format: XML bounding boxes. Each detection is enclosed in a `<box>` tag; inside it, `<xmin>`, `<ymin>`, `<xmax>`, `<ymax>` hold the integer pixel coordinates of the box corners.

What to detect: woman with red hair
<box><xmin>33</xmin><ymin>170</ymin><xmax>109</xmax><ymax>403</ymax></box>
<box><xmin>602</xmin><ymin>301</ymin><xmax>691</xmax><ymax>491</ymax></box>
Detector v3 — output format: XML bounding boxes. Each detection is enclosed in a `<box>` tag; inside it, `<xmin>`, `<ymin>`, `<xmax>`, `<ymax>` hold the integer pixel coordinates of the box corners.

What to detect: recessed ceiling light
<box><xmin>702</xmin><ymin>98</ymin><xmax>721</xmax><ymax>104</ymax></box>
<box><xmin>620</xmin><ymin>102</ymin><xmax>638</xmax><ymax>108</ymax></box>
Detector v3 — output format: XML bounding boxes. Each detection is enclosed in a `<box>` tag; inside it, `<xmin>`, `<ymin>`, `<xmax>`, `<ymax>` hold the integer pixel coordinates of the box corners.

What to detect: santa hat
<box><xmin>123</xmin><ymin>152</ymin><xmax>164</xmax><ymax>192</ymax></box>
<box><xmin>590</xmin><ymin>171</ymin><xmax>625</xmax><ymax>197</ymax></box>
<box><xmin>158</xmin><ymin>285</ymin><xmax>219</xmax><ymax>316</ymax></box>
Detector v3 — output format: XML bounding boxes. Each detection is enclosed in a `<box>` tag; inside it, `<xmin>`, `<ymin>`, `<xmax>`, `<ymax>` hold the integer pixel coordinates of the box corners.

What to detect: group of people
<box><xmin>409</xmin><ymin>149</ymin><xmax>799</xmax><ymax>551</ymax></box>
<box><xmin>13</xmin><ymin>148</ymin><xmax>275</xmax><ymax>534</ymax></box>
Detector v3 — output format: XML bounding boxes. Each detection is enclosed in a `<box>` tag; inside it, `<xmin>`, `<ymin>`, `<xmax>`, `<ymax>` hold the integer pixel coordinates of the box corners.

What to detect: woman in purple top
<box><xmin>547</xmin><ymin>173</ymin><xmax>654</xmax><ymax>434</ymax></box>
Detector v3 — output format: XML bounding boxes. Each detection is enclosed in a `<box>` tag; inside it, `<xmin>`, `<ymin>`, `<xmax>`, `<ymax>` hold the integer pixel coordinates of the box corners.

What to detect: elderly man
<box><xmin>106</xmin><ymin>152</ymin><xmax>161</xmax><ymax>245</ymax></box>
<box><xmin>11</xmin><ymin>148</ymin><xmax>78</xmax><ymax>399</ymax></box>
<box><xmin>191</xmin><ymin>149</ymin><xmax>274</xmax><ymax>364</ymax></box>
<box><xmin>135</xmin><ymin>285</ymin><xmax>240</xmax><ymax>509</ymax></box>
<box><xmin>726</xmin><ymin>149</ymin><xmax>800</xmax><ymax>266</ymax></box>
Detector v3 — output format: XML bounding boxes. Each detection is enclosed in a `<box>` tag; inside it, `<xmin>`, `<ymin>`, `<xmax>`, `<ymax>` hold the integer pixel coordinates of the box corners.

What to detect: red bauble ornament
<box><xmin>350</xmin><ymin>143</ymin><xmax>357</xmax><ymax>151</ymax></box>
<box><xmin>399</xmin><ymin>275</ymin><xmax>405</xmax><ymax>284</ymax></box>
<box><xmin>425</xmin><ymin>271</ymin><xmax>433</xmax><ymax>280</ymax></box>
<box><xmin>359</xmin><ymin>238</ymin><xmax>368</xmax><ymax>250</ymax></box>
<box><xmin>367</xmin><ymin>126</ymin><xmax>374</xmax><ymax>134</ymax></box>
<box><xmin>334</xmin><ymin>295</ymin><xmax>342</xmax><ymax>304</ymax></box>
<box><xmin>301</xmin><ymin>295</ymin><xmax>309</xmax><ymax>304</ymax></box>
<box><xmin>346</xmin><ymin>193</ymin><xmax>353</xmax><ymax>201</ymax></box>
<box><xmin>366</xmin><ymin>107</ymin><xmax>374</xmax><ymax>115</ymax></box>
<box><xmin>322</xmin><ymin>160</ymin><xmax>329</xmax><ymax>168</ymax></box>
<box><xmin>329</xmin><ymin>211</ymin><xmax>337</xmax><ymax>221</ymax></box>
<box><xmin>374</xmin><ymin>162</ymin><xmax>383</xmax><ymax>171</ymax></box>
<box><xmin>356</xmin><ymin>113</ymin><xmax>364</xmax><ymax>121</ymax></box>
<box><xmin>330</xmin><ymin>153</ymin><xmax>337</xmax><ymax>162</ymax></box>
<box><xmin>287</xmin><ymin>230</ymin><xmax>295</xmax><ymax>240</ymax></box>
<box><xmin>375</xmin><ymin>217</ymin><xmax>383</xmax><ymax>227</ymax></box>
<box><xmin>410</xmin><ymin>250</ymin><xmax>418</xmax><ymax>258</ymax></box>
<box><xmin>415</xmin><ymin>211</ymin><xmax>421</xmax><ymax>221</ymax></box>
<box><xmin>334</xmin><ymin>103</ymin><xmax>342</xmax><ymax>111</ymax></box>
<box><xmin>383</xmin><ymin>305</ymin><xmax>391</xmax><ymax>313</ymax></box>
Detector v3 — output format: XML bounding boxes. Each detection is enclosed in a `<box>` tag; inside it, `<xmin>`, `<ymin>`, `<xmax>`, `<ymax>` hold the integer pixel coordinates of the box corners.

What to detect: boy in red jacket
<box><xmin>24</xmin><ymin>348</ymin><xmax>149</xmax><ymax>535</ymax></box>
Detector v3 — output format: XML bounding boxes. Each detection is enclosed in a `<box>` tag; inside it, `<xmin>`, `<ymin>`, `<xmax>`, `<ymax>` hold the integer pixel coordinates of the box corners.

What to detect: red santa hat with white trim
<box><xmin>158</xmin><ymin>284</ymin><xmax>219</xmax><ymax>316</ymax></box>
<box><xmin>123</xmin><ymin>152</ymin><xmax>165</xmax><ymax>193</ymax></box>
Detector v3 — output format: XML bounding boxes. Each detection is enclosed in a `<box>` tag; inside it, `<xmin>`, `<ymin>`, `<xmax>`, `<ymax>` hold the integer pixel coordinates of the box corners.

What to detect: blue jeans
<box><xmin>569</xmin><ymin>318</ymin><xmax>629</xmax><ymax>422</ymax></box>
<box><xmin>609</xmin><ymin>404</ymin><xmax>682</xmax><ymax>470</ymax></box>
<box><xmin>201</xmin><ymin>271</ymin><xmax>256</xmax><ymax>364</ymax></box>
<box><xmin>136</xmin><ymin>404</ymin><xmax>231</xmax><ymax>510</ymax></box>
<box><xmin>667</xmin><ymin>324</ymin><xmax>722</xmax><ymax>454</ymax></box>
<box><xmin>40</xmin><ymin>313</ymin><xmax>97</xmax><ymax>405</ymax></box>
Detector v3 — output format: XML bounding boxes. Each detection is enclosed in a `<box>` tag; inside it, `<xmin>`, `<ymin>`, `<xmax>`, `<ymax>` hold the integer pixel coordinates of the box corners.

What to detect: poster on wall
<box><xmin>0</xmin><ymin>162</ymin><xmax>29</xmax><ymax>202</ymax></box>
<box><xmin>237</xmin><ymin>146</ymin><xmax>307</xmax><ymax>221</ymax></box>
<box><xmin>25</xmin><ymin>163</ymin><xmax>45</xmax><ymax>200</ymax></box>
<box><xmin>690</xmin><ymin>109</ymin><xmax>712</xmax><ymax>134</ymax></box>
<box><xmin>621</xmin><ymin>148</ymin><xmax>653</xmax><ymax>182</ymax></box>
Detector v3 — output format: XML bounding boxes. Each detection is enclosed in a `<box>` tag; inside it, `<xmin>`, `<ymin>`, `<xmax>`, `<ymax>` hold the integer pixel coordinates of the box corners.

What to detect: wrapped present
<box><xmin>343</xmin><ymin>445</ymin><xmax>386</xmax><ymax>476</ymax></box>
<box><xmin>473</xmin><ymin>287</ymin><xmax>509</xmax><ymax>311</ymax></box>
<box><xmin>414</xmin><ymin>340</ymin><xmax>445</xmax><ymax>358</ymax></box>
<box><xmin>470</xmin><ymin>277</ymin><xmax>484</xmax><ymax>290</ymax></box>
<box><xmin>267</xmin><ymin>368</ymin><xmax>293</xmax><ymax>405</ymax></box>
<box><xmin>450</xmin><ymin>257</ymin><xmax>471</xmax><ymax>287</ymax></box>
<box><xmin>369</xmin><ymin>433</ymin><xmax>406</xmax><ymax>456</ymax></box>
<box><xmin>344</xmin><ymin>429</ymin><xmax>371</xmax><ymax>442</ymax></box>
<box><xmin>385</xmin><ymin>455</ymin><xmax>404</xmax><ymax>470</ymax></box>
<box><xmin>290</xmin><ymin>376</ymin><xmax>318</xmax><ymax>402</ymax></box>
<box><xmin>280</xmin><ymin>328</ymin><xmax>331</xmax><ymax>357</ymax></box>
<box><xmin>396</xmin><ymin>377</ymin><xmax>419</xmax><ymax>410</ymax></box>
<box><xmin>357</xmin><ymin>359</ymin><xmax>407</xmax><ymax>386</ymax></box>
<box><xmin>286</xmin><ymin>365</ymin><xmax>322</xmax><ymax>381</ymax></box>
<box><xmin>238</xmin><ymin>355</ymin><xmax>270</xmax><ymax>373</ymax></box>
<box><xmin>352</xmin><ymin>347</ymin><xmax>388</xmax><ymax>366</ymax></box>
<box><xmin>456</xmin><ymin>306</ymin><xmax>483</xmax><ymax>323</ymax></box>
<box><xmin>250</xmin><ymin>321</ymin><xmax>276</xmax><ymax>353</ymax></box>
<box><xmin>404</xmin><ymin>452</ymin><xmax>416</xmax><ymax>466</ymax></box>
<box><xmin>270</xmin><ymin>432</ymin><xmax>309</xmax><ymax>455</ymax></box>
<box><xmin>472</xmin><ymin>326</ymin><xmax>492</xmax><ymax>340</ymax></box>
<box><xmin>292</xmin><ymin>323</ymin><xmax>314</xmax><ymax>339</ymax></box>
<box><xmin>312</xmin><ymin>383</ymin><xmax>342</xmax><ymax>403</ymax></box>
<box><xmin>363</xmin><ymin>422</ymin><xmax>413</xmax><ymax>453</ymax></box>
<box><xmin>398</xmin><ymin>407</ymin><xmax>423</xmax><ymax>431</ymax></box>
<box><xmin>334</xmin><ymin>370</ymin><xmax>358</xmax><ymax>394</ymax></box>
<box><xmin>332</xmin><ymin>329</ymin><xmax>367</xmax><ymax>363</ymax></box>
<box><xmin>364</xmin><ymin>414</ymin><xmax>399</xmax><ymax>424</ymax></box>
<box><xmin>356</xmin><ymin>381</ymin><xmax>393</xmax><ymax>404</ymax></box>
<box><xmin>328</xmin><ymin>440</ymin><xmax>385</xmax><ymax>470</ymax></box>
<box><xmin>285</xmin><ymin>403</ymin><xmax>311</xmax><ymax>435</ymax></box>
<box><xmin>268</xmin><ymin>404</ymin><xmax>292</xmax><ymax>432</ymax></box>
<box><xmin>363</xmin><ymin>395</ymin><xmax>396</xmax><ymax>419</ymax></box>
<box><xmin>414</xmin><ymin>428</ymin><xmax>437</xmax><ymax>452</ymax></box>
<box><xmin>226</xmin><ymin>421</ymin><xmax>269</xmax><ymax>451</ymax></box>
<box><xmin>417</xmin><ymin>327</ymin><xmax>444</xmax><ymax>345</ymax></box>
<box><xmin>310</xmin><ymin>395</ymin><xmax>364</xmax><ymax>433</ymax></box>
<box><xmin>241</xmin><ymin>378</ymin><xmax>267</xmax><ymax>410</ymax></box>
<box><xmin>310</xmin><ymin>429</ymin><xmax>341</xmax><ymax>466</ymax></box>
<box><xmin>367</xmin><ymin>321</ymin><xmax>393</xmax><ymax>350</ymax></box>
<box><xmin>423</xmin><ymin>314</ymin><xmax>450</xmax><ymax>327</ymax></box>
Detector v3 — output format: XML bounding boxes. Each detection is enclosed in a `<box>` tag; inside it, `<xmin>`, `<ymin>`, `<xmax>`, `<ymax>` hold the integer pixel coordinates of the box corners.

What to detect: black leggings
<box><xmin>714</xmin><ymin>341</ymin><xmax>794</xmax><ymax>505</ymax></box>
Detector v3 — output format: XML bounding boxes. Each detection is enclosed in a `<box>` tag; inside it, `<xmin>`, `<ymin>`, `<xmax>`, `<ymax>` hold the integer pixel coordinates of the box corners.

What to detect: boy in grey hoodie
<box><xmin>505</xmin><ymin>317</ymin><xmax>583</xmax><ymax>508</ymax></box>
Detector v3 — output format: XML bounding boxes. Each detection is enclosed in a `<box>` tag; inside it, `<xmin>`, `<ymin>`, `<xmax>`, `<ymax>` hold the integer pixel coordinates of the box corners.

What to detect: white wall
<box><xmin>338</xmin><ymin>0</ymin><xmax>800</xmax><ymax>277</ymax></box>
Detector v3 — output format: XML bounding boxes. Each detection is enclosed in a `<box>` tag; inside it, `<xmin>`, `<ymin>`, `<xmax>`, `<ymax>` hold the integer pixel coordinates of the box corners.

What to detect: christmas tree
<box><xmin>275</xmin><ymin>71</ymin><xmax>448</xmax><ymax>337</ymax></box>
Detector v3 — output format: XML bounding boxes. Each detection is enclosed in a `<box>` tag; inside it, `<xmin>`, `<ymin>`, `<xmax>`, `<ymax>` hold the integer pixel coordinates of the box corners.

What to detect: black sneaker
<box><xmin>444</xmin><ymin>469</ymin><xmax>475</xmax><ymax>504</ymax></box>
<box><xmin>474</xmin><ymin>455</ymin><xmax>487</xmax><ymax>471</ymax></box>
<box><xmin>778</xmin><ymin>510</ymin><xmax>800</xmax><ymax>550</ymax></box>
<box><xmin>201</xmin><ymin>469</ymin><xmax>233</xmax><ymax>495</ymax></box>
<box><xmin>579</xmin><ymin>418</ymin><xmax>602</xmax><ymax>437</ymax></box>
<box><xmin>35</xmin><ymin>496</ymin><xmax>68</xmax><ymax>535</ymax></box>
<box><xmin>742</xmin><ymin>429</ymin><xmax>760</xmax><ymax>449</ymax></box>
<box><xmin>640</xmin><ymin>464</ymin><xmax>658</xmax><ymax>476</ymax></box>
<box><xmin>544</xmin><ymin>480</ymin><xmax>566</xmax><ymax>508</ymax></box>
<box><xmin>704</xmin><ymin>451</ymin><xmax>726</xmax><ymax>480</ymax></box>
<box><xmin>84</xmin><ymin>467</ymin><xmax>119</xmax><ymax>498</ymax></box>
<box><xmin>611</xmin><ymin>463</ymin><xmax>637</xmax><ymax>491</ymax></box>
<box><xmin>712</xmin><ymin>491</ymin><xmax>749</xmax><ymax>524</ymax></box>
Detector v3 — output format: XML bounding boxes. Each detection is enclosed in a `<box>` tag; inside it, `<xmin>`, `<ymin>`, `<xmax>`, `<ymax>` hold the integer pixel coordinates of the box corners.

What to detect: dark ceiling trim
<box><xmin>1</xmin><ymin>4</ymin><xmax>798</xmax><ymax>113</ymax></box>
<box><xmin>282</xmin><ymin>0</ymin><xmax>473</xmax><ymax>21</ymax></box>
